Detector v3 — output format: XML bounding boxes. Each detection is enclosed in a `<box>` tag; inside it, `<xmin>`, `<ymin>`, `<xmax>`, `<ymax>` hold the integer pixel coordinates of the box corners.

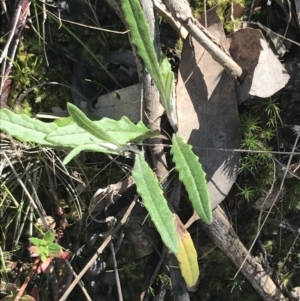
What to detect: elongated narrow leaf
<box><xmin>171</xmin><ymin>134</ymin><xmax>212</xmax><ymax>224</ymax></box>
<box><xmin>121</xmin><ymin>0</ymin><xmax>177</xmax><ymax>131</ymax></box>
<box><xmin>174</xmin><ymin>215</ymin><xmax>199</xmax><ymax>288</ymax></box>
<box><xmin>67</xmin><ymin>103</ymin><xmax>121</xmax><ymax>146</ymax></box>
<box><xmin>160</xmin><ymin>54</ymin><xmax>177</xmax><ymax>131</ymax></box>
<box><xmin>0</xmin><ymin>107</ymin><xmax>149</xmax><ymax>162</ymax></box>
<box><xmin>67</xmin><ymin>103</ymin><xmax>142</xmax><ymax>154</ymax></box>
<box><xmin>132</xmin><ymin>153</ymin><xmax>179</xmax><ymax>254</ymax></box>
<box><xmin>46</xmin><ymin>115</ymin><xmax>159</xmax><ymax>147</ymax></box>
<box><xmin>63</xmin><ymin>144</ymin><xmax>120</xmax><ymax>165</ymax></box>
<box><xmin>0</xmin><ymin>109</ymin><xmax>58</xmax><ymax>147</ymax></box>
<box><xmin>163</xmin><ymin>69</ymin><xmax>177</xmax><ymax>132</ymax></box>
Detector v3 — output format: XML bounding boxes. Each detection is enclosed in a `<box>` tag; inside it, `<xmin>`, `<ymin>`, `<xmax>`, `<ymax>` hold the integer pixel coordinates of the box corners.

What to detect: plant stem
<box><xmin>13</xmin><ymin>258</ymin><xmax>40</xmax><ymax>301</ymax></box>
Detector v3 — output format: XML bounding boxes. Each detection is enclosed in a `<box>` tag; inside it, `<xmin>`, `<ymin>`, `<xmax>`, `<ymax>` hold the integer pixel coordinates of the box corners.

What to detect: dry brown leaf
<box><xmin>176</xmin><ymin>8</ymin><xmax>240</xmax><ymax>209</ymax></box>
<box><xmin>228</xmin><ymin>28</ymin><xmax>290</xmax><ymax>103</ymax></box>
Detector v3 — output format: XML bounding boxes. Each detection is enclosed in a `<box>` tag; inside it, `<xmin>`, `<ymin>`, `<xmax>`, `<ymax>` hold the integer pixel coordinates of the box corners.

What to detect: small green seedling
<box><xmin>28</xmin><ymin>231</ymin><xmax>70</xmax><ymax>273</ymax></box>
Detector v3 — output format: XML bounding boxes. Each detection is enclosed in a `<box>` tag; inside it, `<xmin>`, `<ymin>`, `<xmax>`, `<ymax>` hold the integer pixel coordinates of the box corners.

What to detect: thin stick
<box><xmin>0</xmin><ymin>0</ymin><xmax>31</xmax><ymax>102</ymax></box>
<box><xmin>135</xmin><ymin>143</ymin><xmax>300</xmax><ymax>156</ymax></box>
<box><xmin>47</xmin><ymin>10</ymin><xmax>129</xmax><ymax>34</ymax></box>
<box><xmin>0</xmin><ymin>5</ymin><xmax>22</xmax><ymax>64</ymax></box>
<box><xmin>41</xmin><ymin>0</ymin><xmax>49</xmax><ymax>65</ymax></box>
<box><xmin>58</xmin><ymin>200</ymin><xmax>136</xmax><ymax>301</ymax></box>
<box><xmin>64</xmin><ymin>260</ymin><xmax>93</xmax><ymax>301</ymax></box>
<box><xmin>160</xmin><ymin>0</ymin><xmax>243</xmax><ymax>79</ymax></box>
<box><xmin>153</xmin><ymin>0</ymin><xmax>188</xmax><ymax>38</ymax></box>
<box><xmin>111</xmin><ymin>242</ymin><xmax>123</xmax><ymax>301</ymax></box>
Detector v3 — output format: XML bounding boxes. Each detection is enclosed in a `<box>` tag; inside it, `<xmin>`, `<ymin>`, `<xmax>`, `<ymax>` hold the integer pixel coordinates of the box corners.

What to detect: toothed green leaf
<box><xmin>171</xmin><ymin>134</ymin><xmax>212</xmax><ymax>224</ymax></box>
<box><xmin>132</xmin><ymin>153</ymin><xmax>179</xmax><ymax>253</ymax></box>
<box><xmin>1</xmin><ymin>106</ymin><xmax>155</xmax><ymax>163</ymax></box>
<box><xmin>46</xmin><ymin>115</ymin><xmax>158</xmax><ymax>147</ymax></box>
<box><xmin>66</xmin><ymin>103</ymin><xmax>143</xmax><ymax>155</ymax></box>
<box><xmin>29</xmin><ymin>237</ymin><xmax>44</xmax><ymax>248</ymax></box>
<box><xmin>43</xmin><ymin>231</ymin><xmax>55</xmax><ymax>243</ymax></box>
<box><xmin>121</xmin><ymin>0</ymin><xmax>177</xmax><ymax>131</ymax></box>
<box><xmin>0</xmin><ymin>109</ymin><xmax>58</xmax><ymax>146</ymax></box>
<box><xmin>67</xmin><ymin>103</ymin><xmax>121</xmax><ymax>146</ymax></box>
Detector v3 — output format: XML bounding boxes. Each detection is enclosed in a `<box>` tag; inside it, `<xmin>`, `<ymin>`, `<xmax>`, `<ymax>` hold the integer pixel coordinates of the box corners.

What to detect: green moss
<box><xmin>189</xmin><ymin>0</ymin><xmax>249</xmax><ymax>33</ymax></box>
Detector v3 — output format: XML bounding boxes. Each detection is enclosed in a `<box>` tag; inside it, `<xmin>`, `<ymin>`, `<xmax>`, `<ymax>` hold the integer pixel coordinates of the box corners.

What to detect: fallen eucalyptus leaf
<box><xmin>229</xmin><ymin>28</ymin><xmax>290</xmax><ymax>103</ymax></box>
<box><xmin>94</xmin><ymin>84</ymin><xmax>142</xmax><ymax>122</ymax></box>
<box><xmin>176</xmin><ymin>8</ymin><xmax>240</xmax><ymax>209</ymax></box>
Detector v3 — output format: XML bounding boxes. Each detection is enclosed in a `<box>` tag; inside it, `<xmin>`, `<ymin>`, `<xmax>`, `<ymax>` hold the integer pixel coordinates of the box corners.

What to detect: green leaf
<box><xmin>48</xmin><ymin>243</ymin><xmax>62</xmax><ymax>256</ymax></box>
<box><xmin>67</xmin><ymin>103</ymin><xmax>121</xmax><ymax>146</ymax></box>
<box><xmin>46</xmin><ymin>122</ymin><xmax>102</xmax><ymax>148</ymax></box>
<box><xmin>163</xmin><ymin>66</ymin><xmax>176</xmax><ymax>131</ymax></box>
<box><xmin>46</xmin><ymin>115</ymin><xmax>158</xmax><ymax>147</ymax></box>
<box><xmin>0</xmin><ymin>107</ymin><xmax>153</xmax><ymax>161</ymax></box>
<box><xmin>63</xmin><ymin>144</ymin><xmax>119</xmax><ymax>165</ymax></box>
<box><xmin>171</xmin><ymin>134</ymin><xmax>212</xmax><ymax>224</ymax></box>
<box><xmin>29</xmin><ymin>237</ymin><xmax>44</xmax><ymax>248</ymax></box>
<box><xmin>121</xmin><ymin>0</ymin><xmax>177</xmax><ymax>131</ymax></box>
<box><xmin>43</xmin><ymin>231</ymin><xmax>55</xmax><ymax>243</ymax></box>
<box><xmin>0</xmin><ymin>109</ymin><xmax>58</xmax><ymax>147</ymax></box>
<box><xmin>67</xmin><ymin>103</ymin><xmax>142</xmax><ymax>155</ymax></box>
<box><xmin>101</xmin><ymin>117</ymin><xmax>160</xmax><ymax>143</ymax></box>
<box><xmin>20</xmin><ymin>294</ymin><xmax>35</xmax><ymax>301</ymax></box>
<box><xmin>132</xmin><ymin>153</ymin><xmax>179</xmax><ymax>254</ymax></box>
<box><xmin>39</xmin><ymin>247</ymin><xmax>49</xmax><ymax>262</ymax></box>
<box><xmin>53</xmin><ymin>116</ymin><xmax>73</xmax><ymax>127</ymax></box>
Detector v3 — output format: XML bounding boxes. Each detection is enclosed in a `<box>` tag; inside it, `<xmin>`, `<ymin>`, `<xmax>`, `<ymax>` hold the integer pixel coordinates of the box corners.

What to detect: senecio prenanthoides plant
<box><xmin>0</xmin><ymin>0</ymin><xmax>212</xmax><ymax>288</ymax></box>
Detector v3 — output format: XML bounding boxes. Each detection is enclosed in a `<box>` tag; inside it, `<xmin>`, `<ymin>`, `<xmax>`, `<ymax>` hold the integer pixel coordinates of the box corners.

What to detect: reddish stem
<box><xmin>13</xmin><ymin>258</ymin><xmax>40</xmax><ymax>301</ymax></box>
